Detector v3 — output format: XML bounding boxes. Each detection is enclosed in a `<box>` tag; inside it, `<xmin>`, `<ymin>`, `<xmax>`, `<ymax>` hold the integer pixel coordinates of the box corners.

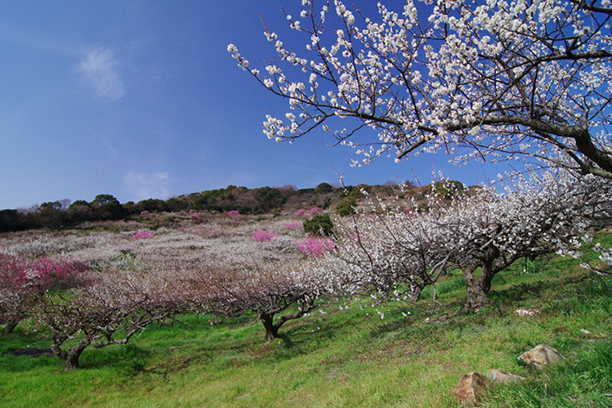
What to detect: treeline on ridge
<box><xmin>0</xmin><ymin>181</ymin><xmax>460</xmax><ymax>233</ymax></box>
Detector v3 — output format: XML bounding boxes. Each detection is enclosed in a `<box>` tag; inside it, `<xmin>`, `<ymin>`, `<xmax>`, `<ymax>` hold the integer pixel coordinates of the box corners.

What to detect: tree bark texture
<box><xmin>258</xmin><ymin>312</ymin><xmax>279</xmax><ymax>342</ymax></box>
<box><xmin>52</xmin><ymin>340</ymin><xmax>90</xmax><ymax>371</ymax></box>
<box><xmin>461</xmin><ymin>246</ymin><xmax>498</xmax><ymax>311</ymax></box>
<box><xmin>1</xmin><ymin>319</ymin><xmax>19</xmax><ymax>336</ymax></box>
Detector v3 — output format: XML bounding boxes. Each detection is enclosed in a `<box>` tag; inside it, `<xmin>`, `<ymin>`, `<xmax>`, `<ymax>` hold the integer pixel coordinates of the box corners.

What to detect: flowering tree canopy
<box><xmin>229</xmin><ymin>0</ymin><xmax>612</xmax><ymax>178</ymax></box>
<box><xmin>31</xmin><ymin>271</ymin><xmax>181</xmax><ymax>370</ymax></box>
<box><xmin>181</xmin><ymin>261</ymin><xmax>338</xmax><ymax>341</ymax></box>
<box><xmin>0</xmin><ymin>250</ymin><xmax>89</xmax><ymax>335</ymax></box>
<box><xmin>327</xmin><ymin>170</ymin><xmax>611</xmax><ymax>309</ymax></box>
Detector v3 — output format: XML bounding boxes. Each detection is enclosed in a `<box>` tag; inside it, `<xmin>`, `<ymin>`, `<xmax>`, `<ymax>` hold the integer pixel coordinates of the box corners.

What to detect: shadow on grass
<box><xmin>275</xmin><ymin>333</ymin><xmax>295</xmax><ymax>348</ymax></box>
<box><xmin>487</xmin><ymin>271</ymin><xmax>593</xmax><ymax>306</ymax></box>
<box><xmin>79</xmin><ymin>343</ymin><xmax>153</xmax><ymax>373</ymax></box>
<box><xmin>487</xmin><ymin>281</ymin><xmax>549</xmax><ymax>306</ymax></box>
<box><xmin>0</xmin><ymin>328</ymin><xmax>61</xmax><ymax>373</ymax></box>
<box><xmin>0</xmin><ymin>352</ymin><xmax>59</xmax><ymax>373</ymax></box>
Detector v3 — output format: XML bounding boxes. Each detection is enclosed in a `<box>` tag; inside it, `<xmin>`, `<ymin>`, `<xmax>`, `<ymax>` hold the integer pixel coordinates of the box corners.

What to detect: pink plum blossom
<box><xmin>295</xmin><ymin>236</ymin><xmax>335</xmax><ymax>256</ymax></box>
<box><xmin>132</xmin><ymin>231</ymin><xmax>153</xmax><ymax>240</ymax></box>
<box><xmin>252</xmin><ymin>229</ymin><xmax>277</xmax><ymax>242</ymax></box>
<box><xmin>0</xmin><ymin>249</ymin><xmax>88</xmax><ymax>290</ymax></box>
<box><xmin>285</xmin><ymin>221</ymin><xmax>303</xmax><ymax>229</ymax></box>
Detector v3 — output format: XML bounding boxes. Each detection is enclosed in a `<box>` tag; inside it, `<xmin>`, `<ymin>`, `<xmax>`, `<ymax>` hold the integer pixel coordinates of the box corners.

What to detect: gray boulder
<box><xmin>488</xmin><ymin>369</ymin><xmax>526</xmax><ymax>383</ymax></box>
<box><xmin>453</xmin><ymin>372</ymin><xmax>489</xmax><ymax>406</ymax></box>
<box><xmin>518</xmin><ymin>344</ymin><xmax>563</xmax><ymax>370</ymax></box>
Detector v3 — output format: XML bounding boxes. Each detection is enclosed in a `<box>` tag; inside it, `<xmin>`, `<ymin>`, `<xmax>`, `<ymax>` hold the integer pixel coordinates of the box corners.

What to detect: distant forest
<box><xmin>2</xmin><ymin>181</ymin><xmax>448</xmax><ymax>233</ymax></box>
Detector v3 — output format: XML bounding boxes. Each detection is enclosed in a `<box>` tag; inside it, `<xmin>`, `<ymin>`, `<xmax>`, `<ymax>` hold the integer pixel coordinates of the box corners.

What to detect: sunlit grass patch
<box><xmin>1</xmin><ymin>231</ymin><xmax>611</xmax><ymax>406</ymax></box>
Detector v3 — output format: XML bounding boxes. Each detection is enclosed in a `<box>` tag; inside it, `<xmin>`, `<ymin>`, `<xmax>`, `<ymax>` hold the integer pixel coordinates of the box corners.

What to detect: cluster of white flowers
<box><xmin>319</xmin><ymin>169</ymin><xmax>611</xmax><ymax>309</ymax></box>
<box><xmin>1</xmin><ymin>208</ymin><xmax>353</xmax><ymax>347</ymax></box>
<box><xmin>229</xmin><ymin>0</ymin><xmax>612</xmax><ymax>176</ymax></box>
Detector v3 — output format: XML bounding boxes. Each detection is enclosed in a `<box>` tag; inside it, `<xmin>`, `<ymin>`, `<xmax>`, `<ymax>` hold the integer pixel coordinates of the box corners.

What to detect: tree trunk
<box><xmin>462</xmin><ymin>269</ymin><xmax>490</xmax><ymax>311</ymax></box>
<box><xmin>461</xmin><ymin>251</ymin><xmax>497</xmax><ymax>311</ymax></box>
<box><xmin>65</xmin><ymin>348</ymin><xmax>85</xmax><ymax>371</ymax></box>
<box><xmin>409</xmin><ymin>284</ymin><xmax>424</xmax><ymax>303</ymax></box>
<box><xmin>258</xmin><ymin>312</ymin><xmax>279</xmax><ymax>342</ymax></box>
<box><xmin>1</xmin><ymin>318</ymin><xmax>19</xmax><ymax>336</ymax></box>
<box><xmin>53</xmin><ymin>340</ymin><xmax>89</xmax><ymax>370</ymax></box>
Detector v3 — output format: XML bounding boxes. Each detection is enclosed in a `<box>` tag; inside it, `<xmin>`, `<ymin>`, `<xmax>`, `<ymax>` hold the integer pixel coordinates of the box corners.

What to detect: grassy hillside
<box><xmin>1</xmin><ymin>229</ymin><xmax>610</xmax><ymax>407</ymax></box>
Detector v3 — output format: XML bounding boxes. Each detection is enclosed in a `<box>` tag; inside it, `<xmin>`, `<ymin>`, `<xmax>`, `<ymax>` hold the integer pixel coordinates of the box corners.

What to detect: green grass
<box><xmin>1</xmin><ymin>234</ymin><xmax>611</xmax><ymax>407</ymax></box>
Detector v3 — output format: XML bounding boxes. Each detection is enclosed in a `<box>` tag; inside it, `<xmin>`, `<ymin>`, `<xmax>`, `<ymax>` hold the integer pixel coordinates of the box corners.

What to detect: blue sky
<box><xmin>0</xmin><ymin>1</ymin><xmax>506</xmax><ymax>210</ymax></box>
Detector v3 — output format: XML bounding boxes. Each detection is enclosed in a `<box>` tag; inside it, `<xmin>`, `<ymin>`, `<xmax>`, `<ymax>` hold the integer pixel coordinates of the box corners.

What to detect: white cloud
<box><xmin>123</xmin><ymin>172</ymin><xmax>170</xmax><ymax>201</ymax></box>
<box><xmin>79</xmin><ymin>48</ymin><xmax>125</xmax><ymax>101</ymax></box>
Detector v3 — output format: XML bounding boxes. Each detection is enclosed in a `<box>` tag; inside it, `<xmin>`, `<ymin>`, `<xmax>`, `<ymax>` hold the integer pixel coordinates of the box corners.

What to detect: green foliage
<box><xmin>521</xmin><ymin>257</ymin><xmax>543</xmax><ymax>274</ymax></box>
<box><xmin>255</xmin><ymin>187</ymin><xmax>285</xmax><ymax>212</ymax></box>
<box><xmin>315</xmin><ymin>182</ymin><xmax>333</xmax><ymax>194</ymax></box>
<box><xmin>191</xmin><ymin>190</ymin><xmax>223</xmax><ymax>212</ymax></box>
<box><xmin>137</xmin><ymin>198</ymin><xmax>167</xmax><ymax>213</ymax></box>
<box><xmin>65</xmin><ymin>203</ymin><xmax>95</xmax><ymax>225</ymax></box>
<box><xmin>350</xmin><ymin>184</ymin><xmax>369</xmax><ymax>199</ymax></box>
<box><xmin>335</xmin><ymin>196</ymin><xmax>357</xmax><ymax>216</ymax></box>
<box><xmin>39</xmin><ymin>201</ymin><xmax>62</xmax><ymax>211</ymax></box>
<box><xmin>91</xmin><ymin>194</ymin><xmax>120</xmax><ymax>208</ymax></box>
<box><xmin>0</xmin><ymin>209</ymin><xmax>27</xmax><ymax>232</ymax></box>
<box><xmin>36</xmin><ymin>207</ymin><xmax>67</xmax><ymax>230</ymax></box>
<box><xmin>4</xmin><ymin>181</ymin><xmax>466</xmax><ymax>232</ymax></box>
<box><xmin>111</xmin><ymin>249</ymin><xmax>139</xmax><ymax>269</ymax></box>
<box><xmin>91</xmin><ymin>194</ymin><xmax>125</xmax><ymax>220</ymax></box>
<box><xmin>69</xmin><ymin>200</ymin><xmax>90</xmax><ymax>209</ymax></box>
<box><xmin>303</xmin><ymin>214</ymin><xmax>334</xmax><ymax>236</ymax></box>
<box><xmin>335</xmin><ymin>184</ymin><xmax>370</xmax><ymax>216</ymax></box>
<box><xmin>165</xmin><ymin>197</ymin><xmax>187</xmax><ymax>212</ymax></box>
<box><xmin>323</xmin><ymin>196</ymin><xmax>332</xmax><ymax>209</ymax></box>
<box><xmin>420</xmin><ymin>272</ymin><xmax>466</xmax><ymax>298</ymax></box>
<box><xmin>433</xmin><ymin>180</ymin><xmax>465</xmax><ymax>199</ymax></box>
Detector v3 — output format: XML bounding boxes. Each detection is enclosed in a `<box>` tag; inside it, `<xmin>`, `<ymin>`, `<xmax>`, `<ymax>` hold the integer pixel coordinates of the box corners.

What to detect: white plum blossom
<box><xmin>228</xmin><ymin>0</ymin><xmax>612</xmax><ymax>179</ymax></box>
<box><xmin>323</xmin><ymin>169</ymin><xmax>611</xmax><ymax>310</ymax></box>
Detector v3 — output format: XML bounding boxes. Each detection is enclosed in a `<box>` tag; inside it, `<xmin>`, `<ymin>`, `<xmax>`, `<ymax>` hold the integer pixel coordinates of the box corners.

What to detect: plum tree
<box><xmin>229</xmin><ymin>0</ymin><xmax>612</xmax><ymax>178</ymax></box>
<box><xmin>30</xmin><ymin>271</ymin><xmax>180</xmax><ymax>370</ymax></box>
<box><xmin>328</xmin><ymin>170</ymin><xmax>611</xmax><ymax>310</ymax></box>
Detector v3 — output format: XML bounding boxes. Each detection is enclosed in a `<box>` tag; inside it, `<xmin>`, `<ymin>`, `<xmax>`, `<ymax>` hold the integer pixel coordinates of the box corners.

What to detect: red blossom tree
<box><xmin>0</xmin><ymin>249</ymin><xmax>89</xmax><ymax>335</ymax></box>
